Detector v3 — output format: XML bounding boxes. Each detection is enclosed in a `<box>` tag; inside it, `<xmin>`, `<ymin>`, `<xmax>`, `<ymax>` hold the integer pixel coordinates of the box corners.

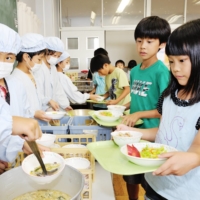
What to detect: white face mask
<box><xmin>63</xmin><ymin>64</ymin><xmax>70</xmax><ymax>72</ymax></box>
<box><xmin>47</xmin><ymin>56</ymin><xmax>58</xmax><ymax>65</ymax></box>
<box><xmin>31</xmin><ymin>63</ymin><xmax>41</xmax><ymax>73</ymax></box>
<box><xmin>0</xmin><ymin>62</ymin><xmax>13</xmax><ymax>79</ymax></box>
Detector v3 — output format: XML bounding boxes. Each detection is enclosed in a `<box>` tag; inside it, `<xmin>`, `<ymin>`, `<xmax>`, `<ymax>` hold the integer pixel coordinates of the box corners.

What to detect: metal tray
<box><xmin>87</xmin><ymin>140</ymin><xmax>157</xmax><ymax>175</ymax></box>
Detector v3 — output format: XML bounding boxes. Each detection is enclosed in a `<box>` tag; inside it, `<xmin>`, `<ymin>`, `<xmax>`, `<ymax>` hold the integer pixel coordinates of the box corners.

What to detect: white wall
<box><xmin>105</xmin><ymin>30</ymin><xmax>141</xmax><ymax>66</ymax></box>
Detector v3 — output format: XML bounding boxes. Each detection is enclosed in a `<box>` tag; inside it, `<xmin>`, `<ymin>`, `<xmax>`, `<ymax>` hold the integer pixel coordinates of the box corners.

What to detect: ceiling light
<box><xmin>168</xmin><ymin>15</ymin><xmax>182</xmax><ymax>24</ymax></box>
<box><xmin>116</xmin><ymin>0</ymin><xmax>131</xmax><ymax>14</ymax></box>
<box><xmin>112</xmin><ymin>16</ymin><xmax>121</xmax><ymax>24</ymax></box>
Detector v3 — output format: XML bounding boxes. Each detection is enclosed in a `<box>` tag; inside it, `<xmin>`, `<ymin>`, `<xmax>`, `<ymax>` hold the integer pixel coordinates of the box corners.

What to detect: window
<box><xmin>69</xmin><ymin>58</ymin><xmax>79</xmax><ymax>70</ymax></box>
<box><xmin>67</xmin><ymin>38</ymin><xmax>78</xmax><ymax>49</ymax></box>
<box><xmin>87</xmin><ymin>37</ymin><xmax>99</xmax><ymax>49</ymax></box>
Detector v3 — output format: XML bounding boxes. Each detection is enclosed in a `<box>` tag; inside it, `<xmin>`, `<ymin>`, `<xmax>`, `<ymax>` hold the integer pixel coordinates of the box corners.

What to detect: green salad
<box><xmin>140</xmin><ymin>145</ymin><xmax>167</xmax><ymax>159</ymax></box>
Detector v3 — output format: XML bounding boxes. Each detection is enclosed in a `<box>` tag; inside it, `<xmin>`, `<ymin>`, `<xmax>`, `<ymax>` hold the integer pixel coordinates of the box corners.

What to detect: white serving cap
<box><xmin>0</xmin><ymin>23</ymin><xmax>21</xmax><ymax>54</ymax></box>
<box><xmin>45</xmin><ymin>37</ymin><xmax>64</xmax><ymax>53</ymax></box>
<box><xmin>56</xmin><ymin>51</ymin><xmax>70</xmax><ymax>64</ymax></box>
<box><xmin>20</xmin><ymin>33</ymin><xmax>46</xmax><ymax>52</ymax></box>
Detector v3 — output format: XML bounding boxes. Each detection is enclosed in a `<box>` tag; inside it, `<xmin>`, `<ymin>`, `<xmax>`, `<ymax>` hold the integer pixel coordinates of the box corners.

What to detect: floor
<box><xmin>113</xmin><ymin>174</ymin><xmax>145</xmax><ymax>200</ymax></box>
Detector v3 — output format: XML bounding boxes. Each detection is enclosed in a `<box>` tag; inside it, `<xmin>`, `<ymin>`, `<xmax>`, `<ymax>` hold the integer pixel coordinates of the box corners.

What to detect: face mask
<box><xmin>31</xmin><ymin>63</ymin><xmax>41</xmax><ymax>73</ymax></box>
<box><xmin>0</xmin><ymin>62</ymin><xmax>13</xmax><ymax>79</ymax></box>
<box><xmin>47</xmin><ymin>56</ymin><xmax>58</xmax><ymax>65</ymax></box>
<box><xmin>63</xmin><ymin>64</ymin><xmax>70</xmax><ymax>72</ymax></box>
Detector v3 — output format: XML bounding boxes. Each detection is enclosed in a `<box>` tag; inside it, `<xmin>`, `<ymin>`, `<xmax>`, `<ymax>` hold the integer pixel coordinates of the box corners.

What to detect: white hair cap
<box><xmin>0</xmin><ymin>23</ymin><xmax>21</xmax><ymax>55</ymax></box>
<box><xmin>21</xmin><ymin>33</ymin><xmax>46</xmax><ymax>52</ymax></box>
<box><xmin>45</xmin><ymin>37</ymin><xmax>64</xmax><ymax>53</ymax></box>
<box><xmin>56</xmin><ymin>51</ymin><xmax>70</xmax><ymax>64</ymax></box>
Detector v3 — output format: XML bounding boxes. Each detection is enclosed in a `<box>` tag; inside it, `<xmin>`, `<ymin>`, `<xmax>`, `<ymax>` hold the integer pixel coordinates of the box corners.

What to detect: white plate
<box><xmin>120</xmin><ymin>143</ymin><xmax>177</xmax><ymax>167</ymax></box>
<box><xmin>94</xmin><ymin>110</ymin><xmax>122</xmax><ymax>122</ymax></box>
<box><xmin>45</xmin><ymin>111</ymin><xmax>66</xmax><ymax>119</ymax></box>
<box><xmin>65</xmin><ymin>157</ymin><xmax>90</xmax><ymax>169</ymax></box>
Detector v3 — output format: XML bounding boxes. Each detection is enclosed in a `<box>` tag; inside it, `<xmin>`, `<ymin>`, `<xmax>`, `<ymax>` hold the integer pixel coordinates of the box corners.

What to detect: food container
<box><xmin>36</xmin><ymin>133</ymin><xmax>56</xmax><ymax>147</ymax></box>
<box><xmin>45</xmin><ymin>111</ymin><xmax>66</xmax><ymax>119</ymax></box>
<box><xmin>67</xmin><ymin>109</ymin><xmax>93</xmax><ymax>116</ymax></box>
<box><xmin>111</xmin><ymin>131</ymin><xmax>143</xmax><ymax>147</ymax></box>
<box><xmin>0</xmin><ymin>165</ymin><xmax>84</xmax><ymax>200</ymax></box>
<box><xmin>107</xmin><ymin>105</ymin><xmax>126</xmax><ymax>113</ymax></box>
<box><xmin>120</xmin><ymin>143</ymin><xmax>177</xmax><ymax>167</ymax></box>
<box><xmin>94</xmin><ymin>110</ymin><xmax>122</xmax><ymax>122</ymax></box>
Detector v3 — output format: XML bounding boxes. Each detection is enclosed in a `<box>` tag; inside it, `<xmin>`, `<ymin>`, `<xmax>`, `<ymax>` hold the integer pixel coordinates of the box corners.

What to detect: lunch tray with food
<box><xmin>10</xmin><ymin>134</ymin><xmax>96</xmax><ymax>200</ymax></box>
<box><xmin>87</xmin><ymin>140</ymin><xmax>159</xmax><ymax>175</ymax></box>
<box><xmin>40</xmin><ymin>116</ymin><xmax>71</xmax><ymax>135</ymax></box>
<box><xmin>88</xmin><ymin>111</ymin><xmax>143</xmax><ymax>127</ymax></box>
<box><xmin>68</xmin><ymin>116</ymin><xmax>112</xmax><ymax>141</ymax></box>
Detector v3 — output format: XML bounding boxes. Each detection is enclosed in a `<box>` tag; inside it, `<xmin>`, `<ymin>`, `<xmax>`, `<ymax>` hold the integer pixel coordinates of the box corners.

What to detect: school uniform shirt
<box><xmin>33</xmin><ymin>61</ymin><xmax>70</xmax><ymax>111</ymax></box>
<box><xmin>0</xmin><ymin>97</ymin><xmax>24</xmax><ymax>162</ymax></box>
<box><xmin>12</xmin><ymin>68</ymin><xmax>41</xmax><ymax>118</ymax></box>
<box><xmin>105</xmin><ymin>68</ymin><xmax>130</xmax><ymax>105</ymax></box>
<box><xmin>58</xmin><ymin>72</ymin><xmax>90</xmax><ymax>104</ymax></box>
<box><xmin>145</xmin><ymin>90</ymin><xmax>200</xmax><ymax>200</ymax></box>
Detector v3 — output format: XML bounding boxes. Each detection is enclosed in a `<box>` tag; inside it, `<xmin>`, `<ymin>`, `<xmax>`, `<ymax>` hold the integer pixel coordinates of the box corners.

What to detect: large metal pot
<box><xmin>0</xmin><ymin>165</ymin><xmax>84</xmax><ymax>200</ymax></box>
<box><xmin>68</xmin><ymin>109</ymin><xmax>93</xmax><ymax>116</ymax></box>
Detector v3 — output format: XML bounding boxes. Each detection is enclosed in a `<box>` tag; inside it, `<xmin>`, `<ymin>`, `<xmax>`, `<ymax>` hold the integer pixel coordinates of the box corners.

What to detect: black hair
<box><xmin>128</xmin><ymin>60</ymin><xmax>137</xmax><ymax>69</ymax></box>
<box><xmin>115</xmin><ymin>60</ymin><xmax>125</xmax><ymax>67</ymax></box>
<box><xmin>46</xmin><ymin>49</ymin><xmax>56</xmax><ymax>55</ymax></box>
<box><xmin>164</xmin><ymin>18</ymin><xmax>200</xmax><ymax>104</ymax></box>
<box><xmin>134</xmin><ymin>16</ymin><xmax>171</xmax><ymax>44</ymax></box>
<box><xmin>16</xmin><ymin>49</ymin><xmax>46</xmax><ymax>62</ymax></box>
<box><xmin>94</xmin><ymin>48</ymin><xmax>108</xmax><ymax>56</ymax></box>
<box><xmin>90</xmin><ymin>54</ymin><xmax>111</xmax><ymax>73</ymax></box>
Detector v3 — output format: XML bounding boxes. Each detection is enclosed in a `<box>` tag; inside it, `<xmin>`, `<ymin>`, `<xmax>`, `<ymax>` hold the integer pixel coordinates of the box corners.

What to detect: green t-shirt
<box><xmin>130</xmin><ymin>60</ymin><xmax>169</xmax><ymax>128</ymax></box>
<box><xmin>105</xmin><ymin>68</ymin><xmax>130</xmax><ymax>105</ymax></box>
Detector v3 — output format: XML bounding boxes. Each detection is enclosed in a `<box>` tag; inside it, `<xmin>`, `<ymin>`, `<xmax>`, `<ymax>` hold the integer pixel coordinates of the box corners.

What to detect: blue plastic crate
<box><xmin>40</xmin><ymin>116</ymin><xmax>70</xmax><ymax>135</ymax></box>
<box><xmin>69</xmin><ymin>116</ymin><xmax>112</xmax><ymax>141</ymax></box>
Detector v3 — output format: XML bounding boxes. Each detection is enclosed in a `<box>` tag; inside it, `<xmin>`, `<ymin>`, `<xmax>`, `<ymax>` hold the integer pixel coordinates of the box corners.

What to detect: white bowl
<box><xmin>22</xmin><ymin>152</ymin><xmax>65</xmax><ymax>185</ymax></box>
<box><xmin>107</xmin><ymin>105</ymin><xmax>126</xmax><ymax>113</ymax></box>
<box><xmin>120</xmin><ymin>143</ymin><xmax>177</xmax><ymax>167</ymax></box>
<box><xmin>36</xmin><ymin>134</ymin><xmax>56</xmax><ymax>147</ymax></box>
<box><xmin>65</xmin><ymin>157</ymin><xmax>90</xmax><ymax>169</ymax></box>
<box><xmin>62</xmin><ymin>144</ymin><xmax>87</xmax><ymax>149</ymax></box>
<box><xmin>45</xmin><ymin>111</ymin><xmax>66</xmax><ymax>119</ymax></box>
<box><xmin>111</xmin><ymin>131</ymin><xmax>143</xmax><ymax>146</ymax></box>
<box><xmin>94</xmin><ymin>110</ymin><xmax>122</xmax><ymax>122</ymax></box>
<box><xmin>96</xmin><ymin>96</ymin><xmax>105</xmax><ymax>102</ymax></box>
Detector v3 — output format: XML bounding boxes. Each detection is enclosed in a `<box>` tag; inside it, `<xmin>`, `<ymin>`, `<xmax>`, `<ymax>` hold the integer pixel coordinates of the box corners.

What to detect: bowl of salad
<box><xmin>94</xmin><ymin>110</ymin><xmax>122</xmax><ymax>122</ymax></box>
<box><xmin>120</xmin><ymin>143</ymin><xmax>177</xmax><ymax>167</ymax></box>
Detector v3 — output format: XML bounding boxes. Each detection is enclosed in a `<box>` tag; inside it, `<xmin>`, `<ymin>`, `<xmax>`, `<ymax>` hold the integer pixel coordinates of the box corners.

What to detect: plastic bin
<box><xmin>69</xmin><ymin>116</ymin><xmax>112</xmax><ymax>141</ymax></box>
<box><xmin>40</xmin><ymin>116</ymin><xmax>71</xmax><ymax>142</ymax></box>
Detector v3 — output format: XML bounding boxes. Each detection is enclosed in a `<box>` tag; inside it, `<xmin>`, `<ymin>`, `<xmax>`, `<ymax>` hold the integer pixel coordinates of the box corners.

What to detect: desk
<box><xmin>92</xmin><ymin>162</ymin><xmax>115</xmax><ymax>200</ymax></box>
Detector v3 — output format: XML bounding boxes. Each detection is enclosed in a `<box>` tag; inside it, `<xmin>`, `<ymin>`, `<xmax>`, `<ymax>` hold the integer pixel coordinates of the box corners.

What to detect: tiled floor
<box><xmin>113</xmin><ymin>174</ymin><xmax>145</xmax><ymax>200</ymax></box>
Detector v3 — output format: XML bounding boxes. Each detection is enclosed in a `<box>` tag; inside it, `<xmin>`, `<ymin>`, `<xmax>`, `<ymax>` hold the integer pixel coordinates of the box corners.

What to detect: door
<box><xmin>61</xmin><ymin>29</ymin><xmax>105</xmax><ymax>72</ymax></box>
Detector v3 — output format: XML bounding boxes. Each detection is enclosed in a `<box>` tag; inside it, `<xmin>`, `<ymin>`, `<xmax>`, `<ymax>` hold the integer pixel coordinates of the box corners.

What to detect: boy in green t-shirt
<box><xmin>90</xmin><ymin>55</ymin><xmax>130</xmax><ymax>105</ymax></box>
<box><xmin>117</xmin><ymin>16</ymin><xmax>171</xmax><ymax>200</ymax></box>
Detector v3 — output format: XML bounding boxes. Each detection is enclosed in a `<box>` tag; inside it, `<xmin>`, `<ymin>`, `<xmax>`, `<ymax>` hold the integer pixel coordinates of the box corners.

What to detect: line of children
<box><xmin>117</xmin><ymin>18</ymin><xmax>200</xmax><ymax>200</ymax></box>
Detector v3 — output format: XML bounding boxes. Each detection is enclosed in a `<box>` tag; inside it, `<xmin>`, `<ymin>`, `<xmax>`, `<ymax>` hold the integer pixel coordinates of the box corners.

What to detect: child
<box><xmin>55</xmin><ymin>51</ymin><xmax>98</xmax><ymax>103</ymax></box>
<box><xmin>33</xmin><ymin>37</ymin><xmax>71</xmax><ymax>111</ymax></box>
<box><xmin>0</xmin><ymin>24</ymin><xmax>44</xmax><ymax>173</ymax></box>
<box><xmin>115</xmin><ymin>59</ymin><xmax>125</xmax><ymax>70</ymax></box>
<box><xmin>127</xmin><ymin>60</ymin><xmax>137</xmax><ymax>82</ymax></box>
<box><xmin>89</xmin><ymin>48</ymin><xmax>109</xmax><ymax>110</ymax></box>
<box><xmin>90</xmin><ymin>54</ymin><xmax>130</xmax><ymax>105</ymax></box>
<box><xmin>117</xmin><ymin>18</ymin><xmax>200</xmax><ymax>200</ymax></box>
<box><xmin>12</xmin><ymin>33</ymin><xmax>51</xmax><ymax>124</ymax></box>
<box><xmin>120</xmin><ymin>16</ymin><xmax>171</xmax><ymax>200</ymax></box>
<box><xmin>122</xmin><ymin>16</ymin><xmax>170</xmax><ymax>128</ymax></box>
